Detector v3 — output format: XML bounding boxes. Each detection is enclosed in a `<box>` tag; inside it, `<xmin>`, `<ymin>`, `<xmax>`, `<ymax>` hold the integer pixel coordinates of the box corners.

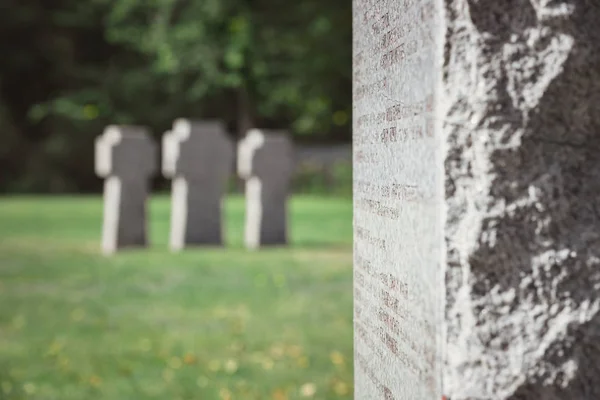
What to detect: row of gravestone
<box><xmin>95</xmin><ymin>119</ymin><xmax>294</xmax><ymax>255</ymax></box>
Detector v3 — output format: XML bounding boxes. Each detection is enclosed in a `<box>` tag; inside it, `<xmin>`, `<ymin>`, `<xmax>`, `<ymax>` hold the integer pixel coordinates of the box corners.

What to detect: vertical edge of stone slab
<box><xmin>352</xmin><ymin>0</ymin><xmax>445</xmax><ymax>398</ymax></box>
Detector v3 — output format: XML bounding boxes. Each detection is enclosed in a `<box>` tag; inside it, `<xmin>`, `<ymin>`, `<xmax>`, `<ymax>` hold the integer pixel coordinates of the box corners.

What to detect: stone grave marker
<box><xmin>162</xmin><ymin>119</ymin><xmax>233</xmax><ymax>250</ymax></box>
<box><xmin>237</xmin><ymin>129</ymin><xmax>294</xmax><ymax>249</ymax></box>
<box><xmin>95</xmin><ymin>125</ymin><xmax>157</xmax><ymax>255</ymax></box>
<box><xmin>354</xmin><ymin>0</ymin><xmax>600</xmax><ymax>399</ymax></box>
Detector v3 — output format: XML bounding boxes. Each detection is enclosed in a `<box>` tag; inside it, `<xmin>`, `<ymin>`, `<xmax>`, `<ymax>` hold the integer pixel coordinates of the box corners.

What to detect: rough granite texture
<box><xmin>443</xmin><ymin>0</ymin><xmax>600</xmax><ymax>399</ymax></box>
<box><xmin>353</xmin><ymin>0</ymin><xmax>599</xmax><ymax>398</ymax></box>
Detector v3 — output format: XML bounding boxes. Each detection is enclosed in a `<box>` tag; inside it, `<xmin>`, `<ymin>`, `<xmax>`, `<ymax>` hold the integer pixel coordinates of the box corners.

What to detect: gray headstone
<box><xmin>354</xmin><ymin>0</ymin><xmax>600</xmax><ymax>399</ymax></box>
<box><xmin>162</xmin><ymin>119</ymin><xmax>233</xmax><ymax>250</ymax></box>
<box><xmin>95</xmin><ymin>125</ymin><xmax>157</xmax><ymax>255</ymax></box>
<box><xmin>237</xmin><ymin>129</ymin><xmax>294</xmax><ymax>249</ymax></box>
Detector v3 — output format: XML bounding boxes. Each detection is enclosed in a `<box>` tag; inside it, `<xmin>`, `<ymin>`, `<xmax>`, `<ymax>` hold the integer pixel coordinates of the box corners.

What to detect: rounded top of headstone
<box><xmin>238</xmin><ymin>129</ymin><xmax>266</xmax><ymax>178</ymax></box>
<box><xmin>95</xmin><ymin>126</ymin><xmax>123</xmax><ymax>177</ymax></box>
<box><xmin>246</xmin><ymin>129</ymin><xmax>266</xmax><ymax>148</ymax></box>
<box><xmin>173</xmin><ymin>119</ymin><xmax>192</xmax><ymax>140</ymax></box>
<box><xmin>103</xmin><ymin>125</ymin><xmax>123</xmax><ymax>145</ymax></box>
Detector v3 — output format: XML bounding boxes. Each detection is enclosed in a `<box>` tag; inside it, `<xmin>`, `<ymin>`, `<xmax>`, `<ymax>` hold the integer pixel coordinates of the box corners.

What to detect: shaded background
<box><xmin>0</xmin><ymin>0</ymin><xmax>352</xmax><ymax>194</ymax></box>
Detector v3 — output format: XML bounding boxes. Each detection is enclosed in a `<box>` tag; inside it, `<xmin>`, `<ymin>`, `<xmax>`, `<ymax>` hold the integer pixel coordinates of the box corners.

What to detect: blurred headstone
<box><xmin>238</xmin><ymin>129</ymin><xmax>294</xmax><ymax>249</ymax></box>
<box><xmin>95</xmin><ymin>125</ymin><xmax>157</xmax><ymax>255</ymax></box>
<box><xmin>354</xmin><ymin>0</ymin><xmax>600</xmax><ymax>399</ymax></box>
<box><xmin>162</xmin><ymin>119</ymin><xmax>233</xmax><ymax>250</ymax></box>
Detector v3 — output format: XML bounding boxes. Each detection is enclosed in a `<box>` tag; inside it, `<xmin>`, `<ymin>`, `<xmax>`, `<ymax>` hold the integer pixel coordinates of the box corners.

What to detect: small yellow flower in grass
<box><xmin>224</xmin><ymin>359</ymin><xmax>239</xmax><ymax>374</ymax></box>
<box><xmin>270</xmin><ymin>344</ymin><xmax>285</xmax><ymax>358</ymax></box>
<box><xmin>300</xmin><ymin>383</ymin><xmax>317</xmax><ymax>397</ymax></box>
<box><xmin>168</xmin><ymin>356</ymin><xmax>182</xmax><ymax>369</ymax></box>
<box><xmin>262</xmin><ymin>358</ymin><xmax>274</xmax><ymax>370</ymax></box>
<box><xmin>219</xmin><ymin>388</ymin><xmax>232</xmax><ymax>400</ymax></box>
<box><xmin>297</xmin><ymin>356</ymin><xmax>309</xmax><ymax>368</ymax></box>
<box><xmin>89</xmin><ymin>375</ymin><xmax>102</xmax><ymax>388</ymax></box>
<box><xmin>333</xmin><ymin>381</ymin><xmax>349</xmax><ymax>396</ymax></box>
<box><xmin>58</xmin><ymin>356</ymin><xmax>70</xmax><ymax>370</ymax></box>
<box><xmin>196</xmin><ymin>376</ymin><xmax>209</xmax><ymax>388</ymax></box>
<box><xmin>184</xmin><ymin>353</ymin><xmax>197</xmax><ymax>365</ymax></box>
<box><xmin>23</xmin><ymin>382</ymin><xmax>36</xmax><ymax>395</ymax></box>
<box><xmin>272</xmin><ymin>388</ymin><xmax>288</xmax><ymax>400</ymax></box>
<box><xmin>287</xmin><ymin>345</ymin><xmax>303</xmax><ymax>358</ymax></box>
<box><xmin>71</xmin><ymin>308</ymin><xmax>85</xmax><ymax>321</ymax></box>
<box><xmin>208</xmin><ymin>360</ymin><xmax>221</xmax><ymax>372</ymax></box>
<box><xmin>46</xmin><ymin>339</ymin><xmax>65</xmax><ymax>357</ymax></box>
<box><xmin>162</xmin><ymin>368</ymin><xmax>174</xmax><ymax>383</ymax></box>
<box><xmin>330</xmin><ymin>351</ymin><xmax>345</xmax><ymax>366</ymax></box>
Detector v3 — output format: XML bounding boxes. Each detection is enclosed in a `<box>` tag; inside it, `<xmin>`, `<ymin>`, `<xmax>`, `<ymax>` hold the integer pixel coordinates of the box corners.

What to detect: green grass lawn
<box><xmin>0</xmin><ymin>195</ymin><xmax>353</xmax><ymax>400</ymax></box>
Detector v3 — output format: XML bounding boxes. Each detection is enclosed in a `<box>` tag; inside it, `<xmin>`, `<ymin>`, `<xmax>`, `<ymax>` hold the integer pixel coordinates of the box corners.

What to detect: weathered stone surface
<box><xmin>353</xmin><ymin>0</ymin><xmax>600</xmax><ymax>399</ymax></box>
<box><xmin>95</xmin><ymin>125</ymin><xmax>157</xmax><ymax>255</ymax></box>
<box><xmin>238</xmin><ymin>129</ymin><xmax>294</xmax><ymax>249</ymax></box>
<box><xmin>443</xmin><ymin>1</ymin><xmax>600</xmax><ymax>399</ymax></box>
<box><xmin>162</xmin><ymin>119</ymin><xmax>233</xmax><ymax>250</ymax></box>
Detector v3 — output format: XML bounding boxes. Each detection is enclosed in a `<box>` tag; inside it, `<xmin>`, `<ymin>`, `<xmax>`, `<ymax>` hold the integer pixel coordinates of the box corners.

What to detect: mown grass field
<box><xmin>0</xmin><ymin>195</ymin><xmax>353</xmax><ymax>400</ymax></box>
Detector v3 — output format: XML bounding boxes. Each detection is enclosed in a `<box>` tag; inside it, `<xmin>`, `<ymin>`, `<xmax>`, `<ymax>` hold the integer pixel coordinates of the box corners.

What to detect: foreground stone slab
<box><xmin>238</xmin><ymin>129</ymin><xmax>294</xmax><ymax>249</ymax></box>
<box><xmin>162</xmin><ymin>119</ymin><xmax>233</xmax><ymax>250</ymax></box>
<box><xmin>353</xmin><ymin>0</ymin><xmax>600</xmax><ymax>399</ymax></box>
<box><xmin>95</xmin><ymin>126</ymin><xmax>157</xmax><ymax>255</ymax></box>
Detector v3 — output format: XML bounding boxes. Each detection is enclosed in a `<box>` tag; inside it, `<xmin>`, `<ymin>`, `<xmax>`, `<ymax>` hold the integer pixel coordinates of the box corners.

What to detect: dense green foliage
<box><xmin>0</xmin><ymin>195</ymin><xmax>353</xmax><ymax>399</ymax></box>
<box><xmin>0</xmin><ymin>0</ymin><xmax>351</xmax><ymax>193</ymax></box>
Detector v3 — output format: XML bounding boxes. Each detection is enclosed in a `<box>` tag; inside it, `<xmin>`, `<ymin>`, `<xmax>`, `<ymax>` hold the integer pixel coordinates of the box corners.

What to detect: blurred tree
<box><xmin>0</xmin><ymin>0</ymin><xmax>351</xmax><ymax>193</ymax></box>
<box><xmin>0</xmin><ymin>0</ymin><xmax>114</xmax><ymax>192</ymax></box>
<box><xmin>100</xmin><ymin>0</ymin><xmax>351</xmax><ymax>139</ymax></box>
